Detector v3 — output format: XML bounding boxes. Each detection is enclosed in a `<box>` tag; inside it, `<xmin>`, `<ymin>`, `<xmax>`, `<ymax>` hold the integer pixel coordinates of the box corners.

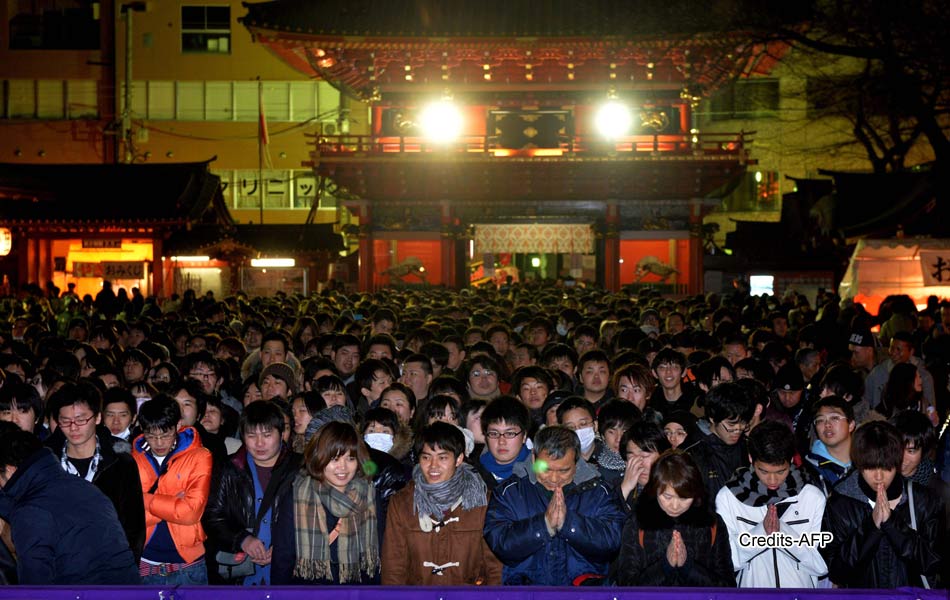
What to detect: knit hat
<box><xmin>259</xmin><ymin>362</ymin><xmax>297</xmax><ymax>395</ymax></box>
<box><xmin>304</xmin><ymin>405</ymin><xmax>356</xmax><ymax>443</ymax></box>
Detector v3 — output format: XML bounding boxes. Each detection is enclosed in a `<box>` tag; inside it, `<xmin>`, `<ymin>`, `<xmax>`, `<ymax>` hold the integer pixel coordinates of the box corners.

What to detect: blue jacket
<box><xmin>483</xmin><ymin>458</ymin><xmax>624</xmax><ymax>585</ymax></box>
<box><xmin>0</xmin><ymin>448</ymin><xmax>140</xmax><ymax>585</ymax></box>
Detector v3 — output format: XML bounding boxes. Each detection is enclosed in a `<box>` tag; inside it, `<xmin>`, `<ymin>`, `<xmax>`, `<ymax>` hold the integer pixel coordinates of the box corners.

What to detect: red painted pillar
<box><xmin>688</xmin><ymin>198</ymin><xmax>705</xmax><ymax>295</ymax></box>
<box><xmin>440</xmin><ymin>201</ymin><xmax>456</xmax><ymax>288</ymax></box>
<box><xmin>357</xmin><ymin>203</ymin><xmax>375</xmax><ymax>292</ymax></box>
<box><xmin>152</xmin><ymin>236</ymin><xmax>164</xmax><ymax>298</ymax></box>
<box><xmin>604</xmin><ymin>201</ymin><xmax>620</xmax><ymax>292</ymax></box>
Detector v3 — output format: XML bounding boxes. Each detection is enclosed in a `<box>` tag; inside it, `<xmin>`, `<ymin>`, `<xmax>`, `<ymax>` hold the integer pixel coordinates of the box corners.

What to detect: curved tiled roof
<box><xmin>242</xmin><ymin>0</ymin><xmax>804</xmax><ymax>39</ymax></box>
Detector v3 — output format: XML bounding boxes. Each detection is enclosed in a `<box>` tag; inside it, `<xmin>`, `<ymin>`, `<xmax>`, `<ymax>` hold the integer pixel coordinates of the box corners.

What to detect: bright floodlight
<box><xmin>251</xmin><ymin>258</ymin><xmax>295</xmax><ymax>268</ymax></box>
<box><xmin>595</xmin><ymin>101</ymin><xmax>633</xmax><ymax>139</ymax></box>
<box><xmin>419</xmin><ymin>100</ymin><xmax>463</xmax><ymax>143</ymax></box>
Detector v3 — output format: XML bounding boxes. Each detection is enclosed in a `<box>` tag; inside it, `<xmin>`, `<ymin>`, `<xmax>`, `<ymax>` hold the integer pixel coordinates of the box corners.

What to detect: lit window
<box><xmin>181</xmin><ymin>6</ymin><xmax>230</xmax><ymax>54</ymax></box>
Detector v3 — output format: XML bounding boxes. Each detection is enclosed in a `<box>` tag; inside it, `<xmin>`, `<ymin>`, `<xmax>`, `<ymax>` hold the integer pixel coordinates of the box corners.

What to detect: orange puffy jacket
<box><xmin>132</xmin><ymin>426</ymin><xmax>213</xmax><ymax>563</ymax></box>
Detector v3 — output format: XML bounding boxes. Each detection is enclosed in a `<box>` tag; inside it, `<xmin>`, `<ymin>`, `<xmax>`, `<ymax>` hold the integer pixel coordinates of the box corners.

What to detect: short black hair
<box><xmin>166</xmin><ymin>378</ymin><xmax>208</xmax><ymax>421</ymax></box>
<box><xmin>49</xmin><ymin>381</ymin><xmax>104</xmax><ymax>419</ymax></box>
<box><xmin>651</xmin><ymin>348</ymin><xmax>687</xmax><ymax>371</ymax></box>
<box><xmin>811</xmin><ymin>395</ymin><xmax>854</xmax><ymax>424</ymax></box>
<box><xmin>540</xmin><ymin>343</ymin><xmax>577</xmax><ymax>369</ymax></box>
<box><xmin>890</xmin><ymin>410</ymin><xmax>937</xmax><ymax>454</ymax></box>
<box><xmin>819</xmin><ymin>362</ymin><xmax>864</xmax><ymax>401</ymax></box>
<box><xmin>693</xmin><ymin>356</ymin><xmax>736</xmax><ymax>390</ymax></box>
<box><xmin>620</xmin><ymin>421</ymin><xmax>671</xmax><ymax>458</ymax></box>
<box><xmin>480</xmin><ymin>395</ymin><xmax>529</xmax><ymax>433</ymax></box>
<box><xmin>0</xmin><ymin>383</ymin><xmax>43</xmax><ymax>420</ymax></box>
<box><xmin>0</xmin><ymin>426</ymin><xmax>42</xmax><ymax>470</ymax></box>
<box><xmin>103</xmin><ymin>387</ymin><xmax>138</xmax><ymax>417</ymax></box>
<box><xmin>555</xmin><ymin>396</ymin><xmax>595</xmax><ymax>423</ymax></box>
<box><xmin>597</xmin><ymin>399</ymin><xmax>641</xmax><ymax>433</ymax></box>
<box><xmin>422</xmin><ymin>394</ymin><xmax>460</xmax><ymax>424</ymax></box>
<box><xmin>362</xmin><ymin>407</ymin><xmax>401</xmax><ymax>435</ymax></box>
<box><xmin>748</xmin><ymin>419</ymin><xmax>796</xmax><ymax>464</ymax></box>
<box><xmin>137</xmin><ymin>395</ymin><xmax>182</xmax><ymax>433</ymax></box>
<box><xmin>532</xmin><ymin>425</ymin><xmax>581</xmax><ymax>462</ymax></box>
<box><xmin>576</xmin><ymin>349</ymin><xmax>610</xmax><ymax>371</ymax></box>
<box><xmin>511</xmin><ymin>365</ymin><xmax>554</xmax><ymax>395</ymax></box>
<box><xmin>852</xmin><ymin>421</ymin><xmax>903</xmax><ymax>472</ymax></box>
<box><xmin>240</xmin><ymin>399</ymin><xmax>286</xmax><ymax>436</ymax></box>
<box><xmin>704</xmin><ymin>381</ymin><xmax>755</xmax><ymax>423</ymax></box>
<box><xmin>414</xmin><ymin>421</ymin><xmax>465</xmax><ymax>459</ymax></box>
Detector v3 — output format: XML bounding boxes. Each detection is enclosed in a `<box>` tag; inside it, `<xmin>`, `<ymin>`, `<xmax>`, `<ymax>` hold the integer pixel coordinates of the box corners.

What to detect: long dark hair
<box><xmin>880</xmin><ymin>362</ymin><xmax>921</xmax><ymax>418</ymax></box>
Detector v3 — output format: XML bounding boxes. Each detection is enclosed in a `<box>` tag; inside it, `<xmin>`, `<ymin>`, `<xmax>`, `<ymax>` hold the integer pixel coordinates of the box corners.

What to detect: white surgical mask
<box><xmin>556</xmin><ymin>323</ymin><xmax>569</xmax><ymax>337</ymax></box>
<box><xmin>364</xmin><ymin>432</ymin><xmax>394</xmax><ymax>454</ymax></box>
<box><xmin>575</xmin><ymin>427</ymin><xmax>596</xmax><ymax>453</ymax></box>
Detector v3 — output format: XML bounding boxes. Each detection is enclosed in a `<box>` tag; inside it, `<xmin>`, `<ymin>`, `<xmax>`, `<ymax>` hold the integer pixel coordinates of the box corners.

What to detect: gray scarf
<box><xmin>412</xmin><ymin>463</ymin><xmax>487</xmax><ymax>520</ymax></box>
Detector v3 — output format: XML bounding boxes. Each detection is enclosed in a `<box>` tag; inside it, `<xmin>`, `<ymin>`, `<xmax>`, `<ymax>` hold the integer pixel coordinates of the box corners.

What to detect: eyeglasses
<box><xmin>190</xmin><ymin>370</ymin><xmax>215</xmax><ymax>381</ymax></box>
<box><xmin>568</xmin><ymin>419</ymin><xmax>594</xmax><ymax>430</ymax></box>
<box><xmin>717</xmin><ymin>421</ymin><xmax>750</xmax><ymax>435</ymax></box>
<box><xmin>486</xmin><ymin>429</ymin><xmax>523</xmax><ymax>440</ymax></box>
<box><xmin>664</xmin><ymin>429</ymin><xmax>687</xmax><ymax>439</ymax></box>
<box><xmin>143</xmin><ymin>432</ymin><xmax>176</xmax><ymax>443</ymax></box>
<box><xmin>58</xmin><ymin>415</ymin><xmax>95</xmax><ymax>428</ymax></box>
<box><xmin>814</xmin><ymin>415</ymin><xmax>848</xmax><ymax>427</ymax></box>
<box><xmin>471</xmin><ymin>369</ymin><xmax>496</xmax><ymax>378</ymax></box>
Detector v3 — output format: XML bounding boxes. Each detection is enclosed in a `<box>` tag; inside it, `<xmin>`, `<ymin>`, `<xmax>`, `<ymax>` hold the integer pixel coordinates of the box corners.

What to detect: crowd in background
<box><xmin>0</xmin><ymin>279</ymin><xmax>948</xmax><ymax>588</ymax></box>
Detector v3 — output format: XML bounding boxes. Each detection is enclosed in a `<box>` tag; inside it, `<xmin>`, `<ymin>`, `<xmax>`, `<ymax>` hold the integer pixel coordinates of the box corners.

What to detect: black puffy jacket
<box><xmin>611</xmin><ymin>495</ymin><xmax>735</xmax><ymax>587</ymax></box>
<box><xmin>203</xmin><ymin>446</ymin><xmax>301</xmax><ymax>574</ymax></box>
<box><xmin>822</xmin><ymin>470</ymin><xmax>942</xmax><ymax>588</ymax></box>
<box><xmin>370</xmin><ymin>447</ymin><xmax>410</xmax><ymax>545</ymax></box>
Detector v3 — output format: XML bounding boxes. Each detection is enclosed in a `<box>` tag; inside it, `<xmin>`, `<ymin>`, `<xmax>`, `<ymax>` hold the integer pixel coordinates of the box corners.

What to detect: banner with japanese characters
<box><xmin>920</xmin><ymin>250</ymin><xmax>950</xmax><ymax>286</ymax></box>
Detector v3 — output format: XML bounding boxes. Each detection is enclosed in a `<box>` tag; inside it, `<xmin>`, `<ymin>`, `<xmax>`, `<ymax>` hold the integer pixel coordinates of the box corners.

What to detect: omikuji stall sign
<box><xmin>73</xmin><ymin>261</ymin><xmax>145</xmax><ymax>279</ymax></box>
<box><xmin>920</xmin><ymin>250</ymin><xmax>950</xmax><ymax>286</ymax></box>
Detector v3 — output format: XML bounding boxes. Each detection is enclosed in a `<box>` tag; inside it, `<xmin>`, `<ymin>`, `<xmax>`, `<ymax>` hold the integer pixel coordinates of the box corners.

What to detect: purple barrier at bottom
<box><xmin>0</xmin><ymin>587</ymin><xmax>946</xmax><ymax>600</ymax></box>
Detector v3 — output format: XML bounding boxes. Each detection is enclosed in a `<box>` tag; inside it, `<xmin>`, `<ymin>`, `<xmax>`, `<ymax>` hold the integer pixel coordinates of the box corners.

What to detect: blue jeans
<box><xmin>141</xmin><ymin>560</ymin><xmax>208</xmax><ymax>586</ymax></box>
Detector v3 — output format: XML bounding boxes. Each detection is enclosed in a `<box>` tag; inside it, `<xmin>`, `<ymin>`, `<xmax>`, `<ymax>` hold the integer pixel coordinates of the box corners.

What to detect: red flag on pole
<box><xmin>258</xmin><ymin>80</ymin><xmax>272</xmax><ymax>168</ymax></box>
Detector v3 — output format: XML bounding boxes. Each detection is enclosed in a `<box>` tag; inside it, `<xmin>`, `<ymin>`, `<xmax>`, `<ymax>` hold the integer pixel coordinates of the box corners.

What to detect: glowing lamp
<box><xmin>530</xmin><ymin>257</ymin><xmax>541</xmax><ymax>268</ymax></box>
<box><xmin>595</xmin><ymin>101</ymin><xmax>633</xmax><ymax>139</ymax></box>
<box><xmin>251</xmin><ymin>258</ymin><xmax>295</xmax><ymax>268</ymax></box>
<box><xmin>418</xmin><ymin>100</ymin><xmax>463</xmax><ymax>143</ymax></box>
<box><xmin>0</xmin><ymin>228</ymin><xmax>11</xmax><ymax>256</ymax></box>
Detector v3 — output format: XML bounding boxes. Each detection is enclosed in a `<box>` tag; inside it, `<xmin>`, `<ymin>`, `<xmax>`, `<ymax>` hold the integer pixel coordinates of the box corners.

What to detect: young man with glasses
<box><xmin>477</xmin><ymin>396</ymin><xmax>531</xmax><ymax>489</ymax></box>
<box><xmin>46</xmin><ymin>381</ymin><xmax>145</xmax><ymax>560</ymax></box>
<box><xmin>803</xmin><ymin>396</ymin><xmax>855</xmax><ymax>495</ymax></box>
<box><xmin>132</xmin><ymin>395</ymin><xmax>213</xmax><ymax>585</ymax></box>
<box><xmin>687</xmin><ymin>381</ymin><xmax>754</xmax><ymax>501</ymax></box>
<box><xmin>465</xmin><ymin>356</ymin><xmax>502</xmax><ymax>401</ymax></box>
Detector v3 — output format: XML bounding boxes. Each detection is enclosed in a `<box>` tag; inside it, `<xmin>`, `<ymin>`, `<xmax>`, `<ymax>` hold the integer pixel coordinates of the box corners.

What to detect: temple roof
<box><xmin>0</xmin><ymin>161</ymin><xmax>233</xmax><ymax>228</ymax></box>
<box><xmin>165</xmin><ymin>223</ymin><xmax>344</xmax><ymax>255</ymax></box>
<box><xmin>242</xmin><ymin>0</ymin><xmax>801</xmax><ymax>39</ymax></box>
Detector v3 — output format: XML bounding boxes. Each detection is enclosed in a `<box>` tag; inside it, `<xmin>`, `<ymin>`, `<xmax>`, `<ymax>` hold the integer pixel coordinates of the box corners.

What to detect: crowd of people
<box><xmin>0</xmin><ymin>281</ymin><xmax>948</xmax><ymax>588</ymax></box>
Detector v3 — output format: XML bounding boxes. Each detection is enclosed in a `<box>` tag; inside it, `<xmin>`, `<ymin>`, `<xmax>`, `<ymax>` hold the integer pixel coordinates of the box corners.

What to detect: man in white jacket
<box><xmin>716</xmin><ymin>420</ymin><xmax>828</xmax><ymax>588</ymax></box>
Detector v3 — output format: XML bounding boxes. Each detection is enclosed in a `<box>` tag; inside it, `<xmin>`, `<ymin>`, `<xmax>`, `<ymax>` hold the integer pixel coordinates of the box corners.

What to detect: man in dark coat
<box><xmin>0</xmin><ymin>425</ymin><xmax>140</xmax><ymax>584</ymax></box>
<box><xmin>204</xmin><ymin>400</ymin><xmax>301</xmax><ymax>585</ymax></box>
<box><xmin>822</xmin><ymin>421</ymin><xmax>942</xmax><ymax>588</ymax></box>
<box><xmin>687</xmin><ymin>382</ymin><xmax>754</xmax><ymax>501</ymax></box>
<box><xmin>45</xmin><ymin>381</ymin><xmax>145</xmax><ymax>559</ymax></box>
<box><xmin>483</xmin><ymin>425</ymin><xmax>624</xmax><ymax>585</ymax></box>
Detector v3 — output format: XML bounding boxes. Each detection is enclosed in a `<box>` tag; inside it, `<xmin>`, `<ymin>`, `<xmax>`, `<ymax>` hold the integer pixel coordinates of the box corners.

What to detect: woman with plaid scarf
<box><xmin>272</xmin><ymin>421</ymin><xmax>379</xmax><ymax>584</ymax></box>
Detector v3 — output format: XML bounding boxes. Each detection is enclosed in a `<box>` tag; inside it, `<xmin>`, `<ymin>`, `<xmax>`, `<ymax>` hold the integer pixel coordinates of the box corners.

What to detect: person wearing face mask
<box><xmin>359</xmin><ymin>407</ymin><xmax>411</xmax><ymax>538</ymax></box>
<box><xmin>555</xmin><ymin>397</ymin><xmax>600</xmax><ymax>463</ymax></box>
